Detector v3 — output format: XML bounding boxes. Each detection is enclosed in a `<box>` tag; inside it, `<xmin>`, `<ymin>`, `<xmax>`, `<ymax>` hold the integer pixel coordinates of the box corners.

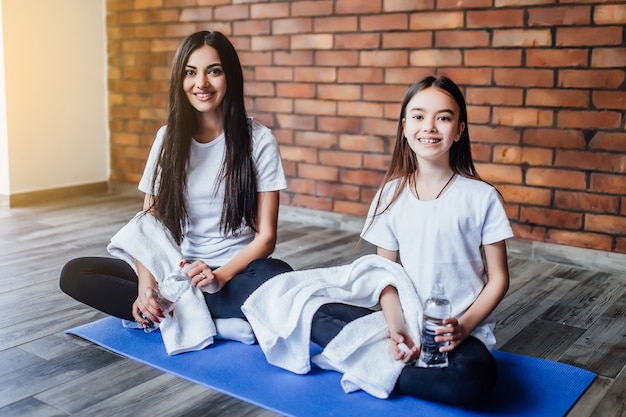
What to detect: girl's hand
<box><xmin>186</xmin><ymin>260</ymin><xmax>222</xmax><ymax>293</ymax></box>
<box><xmin>436</xmin><ymin>317</ymin><xmax>468</xmax><ymax>352</ymax></box>
<box><xmin>390</xmin><ymin>331</ymin><xmax>420</xmax><ymax>363</ymax></box>
<box><xmin>132</xmin><ymin>285</ymin><xmax>163</xmax><ymax>325</ymax></box>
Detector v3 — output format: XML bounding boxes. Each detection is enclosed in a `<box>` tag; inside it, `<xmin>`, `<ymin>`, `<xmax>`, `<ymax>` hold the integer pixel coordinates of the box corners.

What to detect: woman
<box><xmin>60</xmin><ymin>31</ymin><xmax>292</xmax><ymax>329</ymax></box>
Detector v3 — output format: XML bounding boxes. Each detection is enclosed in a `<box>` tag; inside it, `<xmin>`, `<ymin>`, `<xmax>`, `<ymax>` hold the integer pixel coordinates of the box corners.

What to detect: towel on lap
<box><xmin>242</xmin><ymin>254</ymin><xmax>422</xmax><ymax>398</ymax></box>
<box><xmin>107</xmin><ymin>212</ymin><xmax>255</xmax><ymax>354</ymax></box>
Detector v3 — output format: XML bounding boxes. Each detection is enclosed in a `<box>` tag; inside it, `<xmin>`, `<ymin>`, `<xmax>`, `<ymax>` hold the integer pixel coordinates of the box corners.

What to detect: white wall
<box><xmin>0</xmin><ymin>0</ymin><xmax>107</xmax><ymax>196</ymax></box>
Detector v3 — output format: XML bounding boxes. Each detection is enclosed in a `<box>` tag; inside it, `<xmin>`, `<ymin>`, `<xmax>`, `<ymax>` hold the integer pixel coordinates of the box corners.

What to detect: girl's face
<box><xmin>183</xmin><ymin>44</ymin><xmax>227</xmax><ymax>116</ymax></box>
<box><xmin>402</xmin><ymin>87</ymin><xmax>465</xmax><ymax>163</ymax></box>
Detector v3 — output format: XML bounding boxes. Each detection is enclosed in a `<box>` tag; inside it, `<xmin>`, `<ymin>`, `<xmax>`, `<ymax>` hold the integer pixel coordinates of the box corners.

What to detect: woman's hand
<box><xmin>185</xmin><ymin>259</ymin><xmax>222</xmax><ymax>293</ymax></box>
<box><xmin>436</xmin><ymin>317</ymin><xmax>469</xmax><ymax>352</ymax></box>
<box><xmin>132</xmin><ymin>283</ymin><xmax>163</xmax><ymax>326</ymax></box>
<box><xmin>390</xmin><ymin>330</ymin><xmax>420</xmax><ymax>363</ymax></box>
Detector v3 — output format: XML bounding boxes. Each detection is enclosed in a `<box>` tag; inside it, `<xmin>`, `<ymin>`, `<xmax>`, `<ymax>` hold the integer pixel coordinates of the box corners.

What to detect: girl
<box><xmin>311</xmin><ymin>75</ymin><xmax>513</xmax><ymax>405</ymax></box>
<box><xmin>60</xmin><ymin>31</ymin><xmax>292</xmax><ymax>328</ymax></box>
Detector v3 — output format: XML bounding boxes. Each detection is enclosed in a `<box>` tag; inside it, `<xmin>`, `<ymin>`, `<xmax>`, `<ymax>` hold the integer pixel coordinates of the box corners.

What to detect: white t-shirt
<box><xmin>139</xmin><ymin>119</ymin><xmax>287</xmax><ymax>266</ymax></box>
<box><xmin>360</xmin><ymin>175</ymin><xmax>514</xmax><ymax>349</ymax></box>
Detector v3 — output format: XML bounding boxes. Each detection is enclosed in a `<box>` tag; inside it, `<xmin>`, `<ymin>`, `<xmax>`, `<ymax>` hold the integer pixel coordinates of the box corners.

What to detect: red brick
<box><xmin>274</xmin><ymin>51</ymin><xmax>314</xmax><ymax>66</ymax></box>
<box><xmin>512</xmin><ymin>224</ymin><xmax>547</xmax><ymax>242</ymax></box>
<box><xmin>520</xmin><ymin>207</ymin><xmax>582</xmax><ymax>229</ymax></box>
<box><xmin>435</xmin><ymin>30</ymin><xmax>489</xmax><ymax>48</ymax></box>
<box><xmin>361</xmin><ymin>118</ymin><xmax>397</xmax><ymax>136</ymax></box>
<box><xmin>276</xmin><ymin>83</ymin><xmax>315</xmax><ymax>98</ymax></box>
<box><xmin>285</xmin><ymin>177</ymin><xmax>316</xmax><ymax>195</ymax></box>
<box><xmin>340</xmin><ymin>169</ymin><xmax>385</xmax><ymax>187</ymax></box>
<box><xmin>280</xmin><ymin>145</ymin><xmax>318</xmax><ymax>163</ymax></box>
<box><xmin>250</xmin><ymin>3</ymin><xmax>289</xmax><ymax>19</ymax></box>
<box><xmin>594</xmin><ymin>4</ymin><xmax>626</xmax><ymax>24</ymax></box>
<box><xmin>335</xmin><ymin>33</ymin><xmax>381</xmax><ymax>50</ymax></box>
<box><xmin>522</xmin><ymin>147</ymin><xmax>553</xmax><ymax>166</ymax></box>
<box><xmin>493</xmin><ymin>145</ymin><xmax>522</xmax><ymax>164</ymax></box>
<box><xmin>586</xmin><ymin>214</ymin><xmax>626</xmax><ymax>235</ymax></box>
<box><xmin>557</xmin><ymin>27</ymin><xmax>623</xmax><ymax>46</ymax></box>
<box><xmin>385</xmin><ymin>68</ymin><xmax>435</xmax><ymax>85</ymax></box>
<box><xmin>361</xmin><ymin>13</ymin><xmax>409</xmax><ymax>31</ymax></box>
<box><xmin>589</xmin><ymin>132</ymin><xmax>626</xmax><ymax>152</ymax></box>
<box><xmin>254</xmin><ymin>66</ymin><xmax>293</xmax><ymax>82</ymax></box>
<box><xmin>294</xmin><ymin>67</ymin><xmax>336</xmax><ymax>83</ymax></box>
<box><xmin>558</xmin><ymin>69</ymin><xmax>624</xmax><ymax>89</ymax></box>
<box><xmin>557</xmin><ymin>110</ymin><xmax>622</xmax><ymax>130</ymax></box>
<box><xmin>238</xmin><ymin>51</ymin><xmax>273</xmax><ymax>66</ymax></box>
<box><xmin>465</xmin><ymin>50</ymin><xmax>522</xmax><ymax>67</ymax></box>
<box><xmin>363</xmin><ymin>85</ymin><xmax>409</xmax><ymax>103</ymax></box>
<box><xmin>493</xmin><ymin>107</ymin><xmax>553</xmax><ymax>127</ymax></box>
<box><xmin>438</xmin><ymin>68</ymin><xmax>493</xmax><ymax>85</ymax></box>
<box><xmin>469</xmin><ymin>124</ymin><xmax>521</xmax><ymax>144</ymax></box>
<box><xmin>272</xmin><ymin>129</ymin><xmax>294</xmax><ymax>145</ymax></box>
<box><xmin>409</xmin><ymin>11</ymin><xmax>464</xmax><ymax>30</ymax></box>
<box><xmin>313</xmin><ymin>16</ymin><xmax>358</xmax><ymax>33</ymax></box>
<box><xmin>338</xmin><ymin>68</ymin><xmax>384</xmax><ymax>84</ymax></box>
<box><xmin>526</xmin><ymin>168</ymin><xmax>586</xmax><ymax>190</ymax></box>
<box><xmin>555</xmin><ymin>191</ymin><xmax>619</xmax><ymax>214</ymax></box>
<box><xmin>291</xmin><ymin>0</ymin><xmax>334</xmax><ymax>17</ymax></box>
<box><xmin>214</xmin><ymin>4</ymin><xmax>249</xmax><ymax>20</ymax></box>
<box><xmin>527</xmin><ymin>89</ymin><xmax>589</xmax><ymax>108</ymax></box>
<box><xmin>233</xmin><ymin>20</ymin><xmax>270</xmax><ymax>36</ymax></box>
<box><xmin>555</xmin><ymin>150</ymin><xmax>625</xmax><ymax>173</ymax></box>
<box><xmin>384</xmin><ymin>0</ymin><xmax>434</xmax><ymax>12</ymax></box>
<box><xmin>291</xmin><ymin>194</ymin><xmax>333</xmax><ymax>211</ymax></box>
<box><xmin>466</xmin><ymin>87</ymin><xmax>524</xmax><ymax>106</ymax></box>
<box><xmin>526</xmin><ymin>49</ymin><xmax>588</xmax><ymax>68</ymax></box>
<box><xmin>471</xmin><ymin>143</ymin><xmax>491</xmax><ymax>162</ymax></box>
<box><xmin>468</xmin><ymin>106</ymin><xmax>491</xmax><ymax>124</ymax></box>
<box><xmin>315</xmin><ymin>51</ymin><xmax>359</xmax><ymax>67</ymax></box>
<box><xmin>273</xmin><ymin>18</ymin><xmax>313</xmax><ymax>35</ymax></box>
<box><xmin>295</xmin><ymin>99</ymin><xmax>336</xmax><ymax>116</ymax></box>
<box><xmin>338</xmin><ymin>101</ymin><xmax>384</xmax><ymax>118</ymax></box>
<box><xmin>467</xmin><ymin>9</ymin><xmax>525</xmax><ymax>28</ymax></box>
<box><xmin>363</xmin><ymin>153</ymin><xmax>392</xmax><ymax>171</ymax></box>
<box><xmin>276</xmin><ymin>114</ymin><xmax>315</xmax><ymax>130</ymax></box>
<box><xmin>410</xmin><ymin>49</ymin><xmax>462</xmax><ymax>67</ymax></box>
<box><xmin>498</xmin><ymin>185</ymin><xmax>552</xmax><ymax>205</ymax></box>
<box><xmin>298</xmin><ymin>163</ymin><xmax>339</xmax><ymax>181</ymax></box>
<box><xmin>291</xmin><ymin>34</ymin><xmax>334</xmax><ymax>50</ymax></box>
<box><xmin>528</xmin><ymin>6</ymin><xmax>591</xmax><ymax>26</ymax></box>
<box><xmin>319</xmin><ymin>150</ymin><xmax>363</xmax><ymax>168</ymax></box>
<box><xmin>339</xmin><ymin>134</ymin><xmax>386</xmax><ymax>153</ymax></box>
<box><xmin>254</xmin><ymin>97</ymin><xmax>293</xmax><ymax>113</ymax></box>
<box><xmin>593</xmin><ymin>91</ymin><xmax>626</xmax><ymax>111</ymax></box>
<box><xmin>318</xmin><ymin>117</ymin><xmax>361</xmax><ymax>134</ymax></box>
<box><xmin>494</xmin><ymin>68</ymin><xmax>554</xmax><ymax>87</ymax></box>
<box><xmin>333</xmin><ymin>200</ymin><xmax>370</xmax><ymax>216</ymax></box>
<box><xmin>475</xmin><ymin>163</ymin><xmax>523</xmax><ymax>184</ymax></box>
<box><xmin>591</xmin><ymin>48</ymin><xmax>626</xmax><ymax>69</ymax></box>
<box><xmin>384</xmin><ymin>32</ymin><xmax>433</xmax><ymax>49</ymax></box>
<box><xmin>361</xmin><ymin>50</ymin><xmax>409</xmax><ymax>67</ymax></box>
<box><xmin>493</xmin><ymin>29</ymin><xmax>552</xmax><ymax>47</ymax></box>
<box><xmin>548</xmin><ymin>230</ymin><xmax>613</xmax><ymax>252</ymax></box>
<box><xmin>295</xmin><ymin>131</ymin><xmax>338</xmax><ymax>148</ymax></box>
<box><xmin>251</xmin><ymin>35</ymin><xmax>289</xmax><ymax>51</ymax></box>
<box><xmin>523</xmin><ymin>128</ymin><xmax>586</xmax><ymax>149</ymax></box>
<box><xmin>590</xmin><ymin>173</ymin><xmax>626</xmax><ymax>195</ymax></box>
<box><xmin>317</xmin><ymin>182</ymin><xmax>361</xmax><ymax>200</ymax></box>
<box><xmin>336</xmin><ymin>0</ymin><xmax>382</xmax><ymax>14</ymax></box>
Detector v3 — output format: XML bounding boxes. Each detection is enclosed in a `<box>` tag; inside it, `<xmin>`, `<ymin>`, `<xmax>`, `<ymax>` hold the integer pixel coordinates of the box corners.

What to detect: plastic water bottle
<box><xmin>141</xmin><ymin>265</ymin><xmax>191</xmax><ymax>333</ymax></box>
<box><xmin>417</xmin><ymin>279</ymin><xmax>451</xmax><ymax>368</ymax></box>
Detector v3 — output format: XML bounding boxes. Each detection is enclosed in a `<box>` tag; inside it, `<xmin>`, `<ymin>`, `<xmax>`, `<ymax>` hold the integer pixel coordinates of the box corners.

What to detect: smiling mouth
<box><xmin>419</xmin><ymin>138</ymin><xmax>441</xmax><ymax>144</ymax></box>
<box><xmin>195</xmin><ymin>92</ymin><xmax>214</xmax><ymax>99</ymax></box>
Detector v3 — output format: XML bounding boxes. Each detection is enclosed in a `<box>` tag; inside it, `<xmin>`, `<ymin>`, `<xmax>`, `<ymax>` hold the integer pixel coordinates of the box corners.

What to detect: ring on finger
<box><xmin>198</xmin><ymin>272</ymin><xmax>206</xmax><ymax>280</ymax></box>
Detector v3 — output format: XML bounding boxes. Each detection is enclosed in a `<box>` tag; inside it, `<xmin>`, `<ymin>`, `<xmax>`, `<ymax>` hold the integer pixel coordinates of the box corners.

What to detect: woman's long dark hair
<box><xmin>150</xmin><ymin>31</ymin><xmax>258</xmax><ymax>244</ymax></box>
<box><xmin>369</xmin><ymin>75</ymin><xmax>480</xmax><ymax>221</ymax></box>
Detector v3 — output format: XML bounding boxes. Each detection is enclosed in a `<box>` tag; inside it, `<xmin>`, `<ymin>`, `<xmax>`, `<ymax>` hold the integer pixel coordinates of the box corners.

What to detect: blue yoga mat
<box><xmin>67</xmin><ymin>317</ymin><xmax>595</xmax><ymax>417</ymax></box>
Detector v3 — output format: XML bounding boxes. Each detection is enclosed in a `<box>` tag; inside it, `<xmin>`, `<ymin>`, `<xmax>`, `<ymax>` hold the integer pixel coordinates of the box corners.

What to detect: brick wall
<box><xmin>106</xmin><ymin>0</ymin><xmax>626</xmax><ymax>254</ymax></box>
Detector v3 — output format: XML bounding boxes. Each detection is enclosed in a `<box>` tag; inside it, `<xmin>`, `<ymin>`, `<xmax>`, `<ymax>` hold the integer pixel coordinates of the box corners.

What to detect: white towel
<box><xmin>107</xmin><ymin>212</ymin><xmax>257</xmax><ymax>355</ymax></box>
<box><xmin>242</xmin><ymin>254</ymin><xmax>423</xmax><ymax>398</ymax></box>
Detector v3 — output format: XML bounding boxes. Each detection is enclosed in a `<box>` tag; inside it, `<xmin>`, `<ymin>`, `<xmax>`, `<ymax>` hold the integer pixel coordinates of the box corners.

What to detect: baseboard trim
<box><xmin>1</xmin><ymin>182</ymin><xmax>109</xmax><ymax>207</ymax></box>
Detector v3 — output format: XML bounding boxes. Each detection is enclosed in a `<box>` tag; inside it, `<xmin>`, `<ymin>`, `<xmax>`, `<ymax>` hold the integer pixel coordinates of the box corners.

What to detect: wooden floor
<box><xmin>0</xmin><ymin>192</ymin><xmax>624</xmax><ymax>417</ymax></box>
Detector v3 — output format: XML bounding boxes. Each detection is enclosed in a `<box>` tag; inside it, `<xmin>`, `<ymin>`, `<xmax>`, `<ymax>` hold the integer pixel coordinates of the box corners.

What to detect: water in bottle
<box><xmin>417</xmin><ymin>279</ymin><xmax>451</xmax><ymax>368</ymax></box>
<box><xmin>142</xmin><ymin>266</ymin><xmax>191</xmax><ymax>333</ymax></box>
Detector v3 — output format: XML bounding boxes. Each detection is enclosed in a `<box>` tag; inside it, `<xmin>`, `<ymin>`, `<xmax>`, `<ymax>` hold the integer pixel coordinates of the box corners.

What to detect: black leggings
<box><xmin>60</xmin><ymin>256</ymin><xmax>293</xmax><ymax>321</ymax></box>
<box><xmin>311</xmin><ymin>303</ymin><xmax>498</xmax><ymax>406</ymax></box>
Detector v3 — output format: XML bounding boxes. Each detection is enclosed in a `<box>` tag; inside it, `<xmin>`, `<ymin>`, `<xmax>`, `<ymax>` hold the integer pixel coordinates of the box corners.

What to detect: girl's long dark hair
<box><xmin>370</xmin><ymin>75</ymin><xmax>480</xmax><ymax>221</ymax></box>
<box><xmin>150</xmin><ymin>31</ymin><xmax>258</xmax><ymax>244</ymax></box>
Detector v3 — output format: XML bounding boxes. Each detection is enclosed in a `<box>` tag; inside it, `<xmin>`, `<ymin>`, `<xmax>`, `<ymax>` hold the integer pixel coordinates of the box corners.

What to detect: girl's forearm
<box><xmin>380</xmin><ymin>285</ymin><xmax>406</xmax><ymax>334</ymax></box>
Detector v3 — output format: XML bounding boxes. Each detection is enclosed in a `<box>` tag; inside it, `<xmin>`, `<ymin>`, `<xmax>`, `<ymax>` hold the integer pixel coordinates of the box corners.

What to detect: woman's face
<box><xmin>402</xmin><ymin>87</ymin><xmax>465</xmax><ymax>163</ymax></box>
<box><xmin>183</xmin><ymin>44</ymin><xmax>227</xmax><ymax>116</ymax></box>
